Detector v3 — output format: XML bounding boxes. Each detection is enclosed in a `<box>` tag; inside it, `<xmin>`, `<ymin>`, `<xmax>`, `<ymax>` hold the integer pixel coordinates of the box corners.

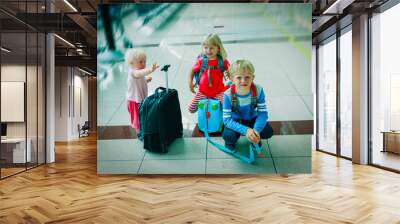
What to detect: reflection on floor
<box><xmin>0</xmin><ymin>167</ymin><xmax>25</xmax><ymax>178</ymax></box>
<box><xmin>98</xmin><ymin>135</ymin><xmax>311</xmax><ymax>174</ymax></box>
<box><xmin>373</xmin><ymin>151</ymin><xmax>400</xmax><ymax>171</ymax></box>
<box><xmin>0</xmin><ymin>162</ymin><xmax>40</xmax><ymax>179</ymax></box>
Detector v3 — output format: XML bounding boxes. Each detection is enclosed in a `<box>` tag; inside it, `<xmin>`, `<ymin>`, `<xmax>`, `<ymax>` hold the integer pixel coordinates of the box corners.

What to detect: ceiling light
<box><xmin>1</xmin><ymin>47</ymin><xmax>11</xmax><ymax>53</ymax></box>
<box><xmin>78</xmin><ymin>67</ymin><xmax>92</xmax><ymax>76</ymax></box>
<box><xmin>63</xmin><ymin>0</ymin><xmax>78</xmax><ymax>12</ymax></box>
<box><xmin>54</xmin><ymin>34</ymin><xmax>75</xmax><ymax>48</ymax></box>
<box><xmin>322</xmin><ymin>0</ymin><xmax>354</xmax><ymax>15</ymax></box>
<box><xmin>323</xmin><ymin>0</ymin><xmax>341</xmax><ymax>14</ymax></box>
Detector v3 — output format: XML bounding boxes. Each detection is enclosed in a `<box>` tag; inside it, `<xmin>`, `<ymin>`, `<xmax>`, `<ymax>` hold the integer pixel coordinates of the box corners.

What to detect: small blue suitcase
<box><xmin>198</xmin><ymin>98</ymin><xmax>223</xmax><ymax>133</ymax></box>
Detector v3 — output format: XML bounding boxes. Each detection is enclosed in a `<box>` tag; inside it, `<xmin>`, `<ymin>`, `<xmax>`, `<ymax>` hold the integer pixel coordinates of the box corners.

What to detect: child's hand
<box><xmin>151</xmin><ymin>63</ymin><xmax>159</xmax><ymax>72</ymax></box>
<box><xmin>246</xmin><ymin>128</ymin><xmax>260</xmax><ymax>144</ymax></box>
<box><xmin>146</xmin><ymin>76</ymin><xmax>152</xmax><ymax>83</ymax></box>
<box><xmin>189</xmin><ymin>82</ymin><xmax>196</xmax><ymax>94</ymax></box>
<box><xmin>225</xmin><ymin>71</ymin><xmax>232</xmax><ymax>81</ymax></box>
<box><xmin>254</xmin><ymin>130</ymin><xmax>260</xmax><ymax>142</ymax></box>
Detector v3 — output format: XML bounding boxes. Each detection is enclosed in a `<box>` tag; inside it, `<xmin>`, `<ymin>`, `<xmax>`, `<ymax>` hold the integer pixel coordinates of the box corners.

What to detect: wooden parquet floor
<box><xmin>1</xmin><ymin>134</ymin><xmax>400</xmax><ymax>223</ymax></box>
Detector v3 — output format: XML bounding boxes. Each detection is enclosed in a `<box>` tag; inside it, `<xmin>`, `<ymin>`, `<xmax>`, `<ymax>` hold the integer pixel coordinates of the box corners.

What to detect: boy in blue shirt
<box><xmin>222</xmin><ymin>59</ymin><xmax>273</xmax><ymax>150</ymax></box>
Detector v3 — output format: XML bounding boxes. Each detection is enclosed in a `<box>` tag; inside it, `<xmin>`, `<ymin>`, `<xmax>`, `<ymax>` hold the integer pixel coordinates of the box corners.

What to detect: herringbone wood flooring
<box><xmin>1</xmin><ymin>134</ymin><xmax>400</xmax><ymax>223</ymax></box>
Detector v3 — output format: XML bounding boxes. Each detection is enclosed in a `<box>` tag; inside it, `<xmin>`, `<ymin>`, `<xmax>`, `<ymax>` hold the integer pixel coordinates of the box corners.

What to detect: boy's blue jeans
<box><xmin>222</xmin><ymin>119</ymin><xmax>273</xmax><ymax>150</ymax></box>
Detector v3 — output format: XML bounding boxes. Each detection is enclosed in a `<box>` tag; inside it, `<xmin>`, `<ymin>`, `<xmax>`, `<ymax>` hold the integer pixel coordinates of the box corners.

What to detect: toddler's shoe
<box><xmin>188</xmin><ymin>106</ymin><xmax>198</xmax><ymax>113</ymax></box>
<box><xmin>225</xmin><ymin>144</ymin><xmax>236</xmax><ymax>152</ymax></box>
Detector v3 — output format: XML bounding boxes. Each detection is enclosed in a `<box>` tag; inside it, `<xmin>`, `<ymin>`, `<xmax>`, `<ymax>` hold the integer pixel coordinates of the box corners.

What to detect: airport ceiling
<box><xmin>0</xmin><ymin>0</ymin><xmax>392</xmax><ymax>76</ymax></box>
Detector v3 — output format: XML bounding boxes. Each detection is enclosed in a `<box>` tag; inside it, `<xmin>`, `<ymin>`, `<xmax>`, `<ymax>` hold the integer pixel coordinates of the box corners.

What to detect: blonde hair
<box><xmin>125</xmin><ymin>48</ymin><xmax>146</xmax><ymax>67</ymax></box>
<box><xmin>202</xmin><ymin>33</ymin><xmax>227</xmax><ymax>59</ymax></box>
<box><xmin>229</xmin><ymin>59</ymin><xmax>255</xmax><ymax>78</ymax></box>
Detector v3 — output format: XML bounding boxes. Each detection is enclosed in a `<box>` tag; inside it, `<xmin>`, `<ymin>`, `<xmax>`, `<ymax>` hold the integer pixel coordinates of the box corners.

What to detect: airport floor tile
<box><xmin>206</xmin><ymin>137</ymin><xmax>270</xmax><ymax>159</ymax></box>
<box><xmin>98</xmin><ymin>139</ymin><xmax>145</xmax><ymax>161</ymax></box>
<box><xmin>97</xmin><ymin>134</ymin><xmax>312</xmax><ymax>174</ymax></box>
<box><xmin>206</xmin><ymin>158</ymin><xmax>276</xmax><ymax>174</ymax></box>
<box><xmin>138</xmin><ymin>159</ymin><xmax>206</xmax><ymax>174</ymax></box>
<box><xmin>268</xmin><ymin>135</ymin><xmax>312</xmax><ymax>157</ymax></box>
<box><xmin>143</xmin><ymin>138</ymin><xmax>206</xmax><ymax>160</ymax></box>
<box><xmin>268</xmin><ymin>96</ymin><xmax>313</xmax><ymax>121</ymax></box>
<box><xmin>98</xmin><ymin>161</ymin><xmax>142</xmax><ymax>174</ymax></box>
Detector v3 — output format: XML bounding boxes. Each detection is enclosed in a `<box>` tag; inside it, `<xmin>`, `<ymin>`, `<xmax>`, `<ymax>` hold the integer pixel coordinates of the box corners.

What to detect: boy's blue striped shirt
<box><xmin>223</xmin><ymin>84</ymin><xmax>269</xmax><ymax>135</ymax></box>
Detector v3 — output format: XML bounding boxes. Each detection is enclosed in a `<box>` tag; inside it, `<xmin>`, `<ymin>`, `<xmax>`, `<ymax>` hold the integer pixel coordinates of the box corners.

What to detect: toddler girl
<box><xmin>125</xmin><ymin>48</ymin><xmax>159</xmax><ymax>133</ymax></box>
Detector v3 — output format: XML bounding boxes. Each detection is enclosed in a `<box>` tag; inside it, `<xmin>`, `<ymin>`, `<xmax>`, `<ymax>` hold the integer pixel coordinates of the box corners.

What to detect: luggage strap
<box><xmin>194</xmin><ymin>54</ymin><xmax>225</xmax><ymax>87</ymax></box>
<box><xmin>231</xmin><ymin>83</ymin><xmax>257</xmax><ymax>112</ymax></box>
<box><xmin>203</xmin><ymin>99</ymin><xmax>261</xmax><ymax>164</ymax></box>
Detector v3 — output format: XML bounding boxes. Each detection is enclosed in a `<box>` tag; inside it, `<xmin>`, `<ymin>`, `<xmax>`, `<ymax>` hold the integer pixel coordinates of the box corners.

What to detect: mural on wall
<box><xmin>97</xmin><ymin>3</ymin><xmax>313</xmax><ymax>174</ymax></box>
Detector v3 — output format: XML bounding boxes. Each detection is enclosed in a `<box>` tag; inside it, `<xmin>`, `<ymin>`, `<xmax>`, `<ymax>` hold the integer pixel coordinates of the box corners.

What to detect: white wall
<box><xmin>1</xmin><ymin>65</ymin><xmax>26</xmax><ymax>140</ymax></box>
<box><xmin>74</xmin><ymin>73</ymin><xmax>89</xmax><ymax>121</ymax></box>
<box><xmin>55</xmin><ymin>67</ymin><xmax>69</xmax><ymax>141</ymax></box>
<box><xmin>1</xmin><ymin>65</ymin><xmax>25</xmax><ymax>81</ymax></box>
<box><xmin>1</xmin><ymin>64</ymin><xmax>46</xmax><ymax>164</ymax></box>
<box><xmin>1</xmin><ymin>65</ymin><xmax>40</xmax><ymax>137</ymax></box>
<box><xmin>55</xmin><ymin>66</ymin><xmax>89</xmax><ymax>141</ymax></box>
<box><xmin>1</xmin><ymin>82</ymin><xmax>25</xmax><ymax>122</ymax></box>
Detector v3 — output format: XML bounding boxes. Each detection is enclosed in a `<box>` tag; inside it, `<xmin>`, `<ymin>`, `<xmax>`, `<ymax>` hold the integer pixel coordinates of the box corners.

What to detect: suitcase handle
<box><xmin>155</xmin><ymin>87</ymin><xmax>167</xmax><ymax>96</ymax></box>
<box><xmin>161</xmin><ymin>64</ymin><xmax>171</xmax><ymax>92</ymax></box>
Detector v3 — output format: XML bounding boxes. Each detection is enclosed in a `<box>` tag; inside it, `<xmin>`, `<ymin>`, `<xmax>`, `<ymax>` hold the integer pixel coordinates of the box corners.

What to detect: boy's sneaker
<box><xmin>252</xmin><ymin>142</ymin><xmax>264</xmax><ymax>157</ymax></box>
